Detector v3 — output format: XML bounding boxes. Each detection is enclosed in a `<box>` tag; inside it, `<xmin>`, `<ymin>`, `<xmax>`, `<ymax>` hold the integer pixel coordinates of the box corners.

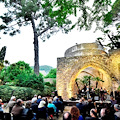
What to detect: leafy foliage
<box><xmin>0</xmin><ymin>61</ymin><xmax>44</xmax><ymax>91</ymax></box>
<box><xmin>0</xmin><ymin>0</ymin><xmax>112</xmax><ymax>74</ymax></box>
<box><xmin>96</xmin><ymin>29</ymin><xmax>120</xmax><ymax>50</ymax></box>
<box><xmin>15</xmin><ymin>73</ymin><xmax>44</xmax><ymax>91</ymax></box>
<box><xmin>104</xmin><ymin>0</ymin><xmax>120</xmax><ymax>26</ymax></box>
<box><xmin>0</xmin><ymin>61</ymin><xmax>32</xmax><ymax>82</ymax></box>
<box><xmin>44</xmin><ymin>68</ymin><xmax>56</xmax><ymax>78</ymax></box>
<box><xmin>93</xmin><ymin>76</ymin><xmax>104</xmax><ymax>88</ymax></box>
<box><xmin>0</xmin><ymin>85</ymin><xmax>42</xmax><ymax>102</ymax></box>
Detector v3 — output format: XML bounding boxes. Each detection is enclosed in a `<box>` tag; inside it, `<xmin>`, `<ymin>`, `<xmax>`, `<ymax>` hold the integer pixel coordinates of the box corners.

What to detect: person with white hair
<box><xmin>85</xmin><ymin>108</ymin><xmax>99</xmax><ymax>120</ymax></box>
<box><xmin>100</xmin><ymin>108</ymin><xmax>110</xmax><ymax>120</ymax></box>
<box><xmin>38</xmin><ymin>100</ymin><xmax>47</xmax><ymax>119</ymax></box>
<box><xmin>36</xmin><ymin>95</ymin><xmax>42</xmax><ymax>105</ymax></box>
<box><xmin>114</xmin><ymin>104</ymin><xmax>120</xmax><ymax>120</ymax></box>
<box><xmin>6</xmin><ymin>96</ymin><xmax>16</xmax><ymax>113</ymax></box>
<box><xmin>31</xmin><ymin>97</ymin><xmax>38</xmax><ymax>119</ymax></box>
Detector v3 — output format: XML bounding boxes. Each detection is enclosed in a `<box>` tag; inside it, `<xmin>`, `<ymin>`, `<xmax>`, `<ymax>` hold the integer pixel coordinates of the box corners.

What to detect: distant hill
<box><xmin>31</xmin><ymin>65</ymin><xmax>54</xmax><ymax>75</ymax></box>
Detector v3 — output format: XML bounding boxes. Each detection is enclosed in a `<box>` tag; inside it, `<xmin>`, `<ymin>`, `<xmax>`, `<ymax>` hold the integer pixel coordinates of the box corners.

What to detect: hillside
<box><xmin>31</xmin><ymin>65</ymin><xmax>54</xmax><ymax>75</ymax></box>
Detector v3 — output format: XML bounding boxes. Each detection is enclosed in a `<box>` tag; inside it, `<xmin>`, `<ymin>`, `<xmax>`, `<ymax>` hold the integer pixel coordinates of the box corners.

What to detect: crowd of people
<box><xmin>0</xmin><ymin>90</ymin><xmax>120</xmax><ymax>120</ymax></box>
<box><xmin>0</xmin><ymin>95</ymin><xmax>64</xmax><ymax>120</ymax></box>
<box><xmin>63</xmin><ymin>95</ymin><xmax>120</xmax><ymax>120</ymax></box>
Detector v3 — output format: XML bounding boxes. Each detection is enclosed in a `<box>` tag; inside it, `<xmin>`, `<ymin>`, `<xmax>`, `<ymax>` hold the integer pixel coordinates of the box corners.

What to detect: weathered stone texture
<box><xmin>57</xmin><ymin>43</ymin><xmax>120</xmax><ymax>100</ymax></box>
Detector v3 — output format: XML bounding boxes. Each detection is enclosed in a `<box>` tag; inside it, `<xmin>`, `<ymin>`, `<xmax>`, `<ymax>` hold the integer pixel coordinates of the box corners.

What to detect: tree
<box><xmin>104</xmin><ymin>0</ymin><xmax>120</xmax><ymax>27</ymax></box>
<box><xmin>96</xmin><ymin>29</ymin><xmax>120</xmax><ymax>50</ymax></box>
<box><xmin>0</xmin><ymin>61</ymin><xmax>33</xmax><ymax>82</ymax></box>
<box><xmin>93</xmin><ymin>76</ymin><xmax>104</xmax><ymax>88</ymax></box>
<box><xmin>76</xmin><ymin>76</ymin><xmax>93</xmax><ymax>90</ymax></box>
<box><xmin>0</xmin><ymin>0</ymin><xmax>112</xmax><ymax>75</ymax></box>
<box><xmin>96</xmin><ymin>0</ymin><xmax>120</xmax><ymax>50</ymax></box>
<box><xmin>0</xmin><ymin>0</ymin><xmax>74</xmax><ymax>75</ymax></box>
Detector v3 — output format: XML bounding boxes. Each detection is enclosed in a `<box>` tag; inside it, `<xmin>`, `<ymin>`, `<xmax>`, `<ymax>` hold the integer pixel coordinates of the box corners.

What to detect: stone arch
<box><xmin>56</xmin><ymin>43</ymin><xmax>120</xmax><ymax>100</ymax></box>
<box><xmin>68</xmin><ymin>61</ymin><xmax>112</xmax><ymax>99</ymax></box>
<box><xmin>57</xmin><ymin>55</ymin><xmax>113</xmax><ymax>100</ymax></box>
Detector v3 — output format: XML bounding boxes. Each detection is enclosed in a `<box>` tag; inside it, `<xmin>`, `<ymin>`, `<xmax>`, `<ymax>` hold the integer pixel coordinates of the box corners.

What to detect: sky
<box><xmin>0</xmin><ymin>1</ymin><xmax>115</xmax><ymax>68</ymax></box>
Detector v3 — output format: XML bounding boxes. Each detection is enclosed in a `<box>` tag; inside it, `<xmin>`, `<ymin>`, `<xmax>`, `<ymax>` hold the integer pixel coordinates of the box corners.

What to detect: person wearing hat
<box><xmin>7</xmin><ymin>96</ymin><xmax>16</xmax><ymax>113</ymax></box>
<box><xmin>37</xmin><ymin>100</ymin><xmax>47</xmax><ymax>119</ymax></box>
<box><xmin>114</xmin><ymin>104</ymin><xmax>120</xmax><ymax>120</ymax></box>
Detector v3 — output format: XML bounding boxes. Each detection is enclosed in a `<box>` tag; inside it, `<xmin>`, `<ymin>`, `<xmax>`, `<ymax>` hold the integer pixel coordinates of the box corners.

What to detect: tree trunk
<box><xmin>31</xmin><ymin>17</ymin><xmax>39</xmax><ymax>75</ymax></box>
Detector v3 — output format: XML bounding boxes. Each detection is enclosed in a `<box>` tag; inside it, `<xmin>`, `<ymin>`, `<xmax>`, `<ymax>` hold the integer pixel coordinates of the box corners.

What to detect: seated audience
<box><xmin>76</xmin><ymin>99</ymin><xmax>85</xmax><ymax>117</ymax></box>
<box><xmin>53</xmin><ymin>98</ymin><xmax>63</xmax><ymax>113</ymax></box>
<box><xmin>70</xmin><ymin>106</ymin><xmax>84</xmax><ymax>120</ymax></box>
<box><xmin>100</xmin><ymin>108</ymin><xmax>110</xmax><ymax>120</ymax></box>
<box><xmin>36</xmin><ymin>95</ymin><xmax>42</xmax><ymax>105</ymax></box>
<box><xmin>31</xmin><ymin>97</ymin><xmax>38</xmax><ymax>119</ymax></box>
<box><xmin>11</xmin><ymin>99</ymin><xmax>24</xmax><ymax>120</ymax></box>
<box><xmin>111</xmin><ymin>96</ymin><xmax>117</xmax><ymax>107</ymax></box>
<box><xmin>85</xmin><ymin>108</ymin><xmax>99</xmax><ymax>120</ymax></box>
<box><xmin>47</xmin><ymin>99</ymin><xmax>57</xmax><ymax>113</ymax></box>
<box><xmin>114</xmin><ymin>104</ymin><xmax>120</xmax><ymax>120</ymax></box>
<box><xmin>63</xmin><ymin>112</ymin><xmax>71</xmax><ymax>120</ymax></box>
<box><xmin>38</xmin><ymin>100</ymin><xmax>47</xmax><ymax>119</ymax></box>
<box><xmin>21</xmin><ymin>101</ymin><xmax>33</xmax><ymax>120</ymax></box>
<box><xmin>7</xmin><ymin>96</ymin><xmax>16</xmax><ymax>113</ymax></box>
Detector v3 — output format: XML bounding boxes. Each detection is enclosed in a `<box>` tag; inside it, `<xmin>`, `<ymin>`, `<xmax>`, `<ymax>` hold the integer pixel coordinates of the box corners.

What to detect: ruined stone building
<box><xmin>56</xmin><ymin>42</ymin><xmax>120</xmax><ymax>100</ymax></box>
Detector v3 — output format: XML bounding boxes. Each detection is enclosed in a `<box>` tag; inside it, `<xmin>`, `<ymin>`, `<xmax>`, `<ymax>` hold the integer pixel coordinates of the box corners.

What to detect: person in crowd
<box><xmin>53</xmin><ymin>96</ymin><xmax>58</xmax><ymax>101</ymax></box>
<box><xmin>38</xmin><ymin>100</ymin><xmax>47</xmax><ymax>119</ymax></box>
<box><xmin>42</xmin><ymin>97</ymin><xmax>48</xmax><ymax>108</ymax></box>
<box><xmin>85</xmin><ymin>108</ymin><xmax>99</xmax><ymax>120</ymax></box>
<box><xmin>86</xmin><ymin>86</ymin><xmax>90</xmax><ymax>99</ymax></box>
<box><xmin>36</xmin><ymin>95</ymin><xmax>42</xmax><ymax>105</ymax></box>
<box><xmin>0</xmin><ymin>99</ymin><xmax>4</xmax><ymax>120</ymax></box>
<box><xmin>0</xmin><ymin>99</ymin><xmax>3</xmax><ymax>111</ymax></box>
<box><xmin>47</xmin><ymin>99</ymin><xmax>57</xmax><ymax>113</ymax></box>
<box><xmin>76</xmin><ymin>99</ymin><xmax>85</xmax><ymax>118</ymax></box>
<box><xmin>104</xmin><ymin>92</ymin><xmax>111</xmax><ymax>101</ymax></box>
<box><xmin>53</xmin><ymin>98</ymin><xmax>63</xmax><ymax>113</ymax></box>
<box><xmin>31</xmin><ymin>97</ymin><xmax>38</xmax><ymax>119</ymax></box>
<box><xmin>7</xmin><ymin>96</ymin><xmax>16</xmax><ymax>113</ymax></box>
<box><xmin>63</xmin><ymin>112</ymin><xmax>71</xmax><ymax>120</ymax></box>
<box><xmin>90</xmin><ymin>87</ymin><xmax>95</xmax><ymax>101</ymax></box>
<box><xmin>31</xmin><ymin>95</ymin><xmax>37</xmax><ymax>102</ymax></box>
<box><xmin>81</xmin><ymin>97</ymin><xmax>87</xmax><ymax>106</ymax></box>
<box><xmin>100</xmin><ymin>108</ymin><xmax>110</xmax><ymax>120</ymax></box>
<box><xmin>70</xmin><ymin>106</ymin><xmax>84</xmax><ymax>120</ymax></box>
<box><xmin>111</xmin><ymin>96</ymin><xmax>117</xmax><ymax>107</ymax></box>
<box><xmin>11</xmin><ymin>99</ymin><xmax>24</xmax><ymax>120</ymax></box>
<box><xmin>86</xmin><ymin>99</ymin><xmax>95</xmax><ymax>116</ymax></box>
<box><xmin>21</xmin><ymin>101</ymin><xmax>33</xmax><ymax>120</ymax></box>
<box><xmin>114</xmin><ymin>104</ymin><xmax>120</xmax><ymax>120</ymax></box>
<box><xmin>115</xmin><ymin>91</ymin><xmax>120</xmax><ymax>103</ymax></box>
<box><xmin>58</xmin><ymin>96</ymin><xmax>64</xmax><ymax>111</ymax></box>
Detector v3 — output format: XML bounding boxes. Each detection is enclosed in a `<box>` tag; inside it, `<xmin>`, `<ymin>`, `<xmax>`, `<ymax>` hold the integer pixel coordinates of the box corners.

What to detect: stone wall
<box><xmin>56</xmin><ymin>43</ymin><xmax>120</xmax><ymax>100</ymax></box>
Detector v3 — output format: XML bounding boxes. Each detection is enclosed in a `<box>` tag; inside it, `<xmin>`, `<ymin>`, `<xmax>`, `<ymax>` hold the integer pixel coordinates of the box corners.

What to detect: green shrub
<box><xmin>0</xmin><ymin>85</ymin><xmax>56</xmax><ymax>102</ymax></box>
<box><xmin>44</xmin><ymin>68</ymin><xmax>56</xmax><ymax>78</ymax></box>
<box><xmin>42</xmin><ymin>86</ymin><xmax>56</xmax><ymax>96</ymax></box>
<box><xmin>0</xmin><ymin>85</ymin><xmax>41</xmax><ymax>102</ymax></box>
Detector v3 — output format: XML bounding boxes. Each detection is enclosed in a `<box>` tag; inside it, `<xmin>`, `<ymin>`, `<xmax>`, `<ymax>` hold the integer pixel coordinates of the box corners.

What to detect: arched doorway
<box><xmin>56</xmin><ymin>43</ymin><xmax>120</xmax><ymax>100</ymax></box>
<box><xmin>69</xmin><ymin>65</ymin><xmax>112</xmax><ymax>99</ymax></box>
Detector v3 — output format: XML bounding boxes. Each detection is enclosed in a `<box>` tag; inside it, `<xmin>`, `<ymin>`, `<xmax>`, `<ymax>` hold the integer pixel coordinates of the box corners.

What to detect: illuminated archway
<box><xmin>56</xmin><ymin>43</ymin><xmax>120</xmax><ymax>100</ymax></box>
<box><xmin>68</xmin><ymin>64</ymin><xmax>112</xmax><ymax>99</ymax></box>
